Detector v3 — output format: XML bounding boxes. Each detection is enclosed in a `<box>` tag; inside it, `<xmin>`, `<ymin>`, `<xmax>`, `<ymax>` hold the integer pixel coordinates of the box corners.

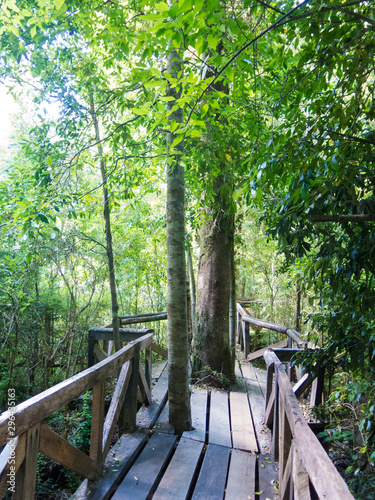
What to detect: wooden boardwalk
<box><xmin>73</xmin><ymin>359</ymin><xmax>279</xmax><ymax>500</ymax></box>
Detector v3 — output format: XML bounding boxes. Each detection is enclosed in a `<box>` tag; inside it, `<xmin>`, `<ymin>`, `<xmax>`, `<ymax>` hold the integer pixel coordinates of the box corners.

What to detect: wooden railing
<box><xmin>263</xmin><ymin>348</ymin><xmax>354</xmax><ymax>500</ymax></box>
<box><xmin>0</xmin><ymin>333</ymin><xmax>153</xmax><ymax>500</ymax></box>
<box><xmin>237</xmin><ymin>302</ymin><xmax>305</xmax><ymax>358</ymax></box>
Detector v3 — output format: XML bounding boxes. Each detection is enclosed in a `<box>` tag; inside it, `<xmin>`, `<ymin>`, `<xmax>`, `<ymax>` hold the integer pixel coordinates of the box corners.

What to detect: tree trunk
<box><xmin>89</xmin><ymin>93</ymin><xmax>121</xmax><ymax>352</ymax></box>
<box><xmin>165</xmin><ymin>28</ymin><xmax>191</xmax><ymax>433</ymax></box>
<box><xmin>192</xmin><ymin>191</ymin><xmax>235</xmax><ymax>383</ymax></box>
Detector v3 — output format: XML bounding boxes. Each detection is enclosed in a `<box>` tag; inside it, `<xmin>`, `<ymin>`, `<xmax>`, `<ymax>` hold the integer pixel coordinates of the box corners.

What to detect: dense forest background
<box><xmin>0</xmin><ymin>0</ymin><xmax>374</xmax><ymax>497</ymax></box>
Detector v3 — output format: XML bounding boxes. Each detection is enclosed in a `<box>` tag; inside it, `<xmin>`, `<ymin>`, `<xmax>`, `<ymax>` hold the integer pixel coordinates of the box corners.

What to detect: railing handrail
<box><xmin>264</xmin><ymin>348</ymin><xmax>354</xmax><ymax>499</ymax></box>
<box><xmin>0</xmin><ymin>333</ymin><xmax>152</xmax><ymax>445</ymax></box>
<box><xmin>237</xmin><ymin>302</ymin><xmax>305</xmax><ymax>346</ymax></box>
<box><xmin>0</xmin><ymin>333</ymin><xmax>153</xmax><ymax>499</ymax></box>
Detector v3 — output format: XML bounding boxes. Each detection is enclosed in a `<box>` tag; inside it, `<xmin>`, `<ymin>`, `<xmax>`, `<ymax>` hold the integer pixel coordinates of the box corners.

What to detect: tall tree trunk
<box><xmin>192</xmin><ymin>186</ymin><xmax>235</xmax><ymax>383</ymax></box>
<box><xmin>165</xmin><ymin>29</ymin><xmax>191</xmax><ymax>433</ymax></box>
<box><xmin>89</xmin><ymin>94</ymin><xmax>120</xmax><ymax>352</ymax></box>
<box><xmin>192</xmin><ymin>49</ymin><xmax>235</xmax><ymax>384</ymax></box>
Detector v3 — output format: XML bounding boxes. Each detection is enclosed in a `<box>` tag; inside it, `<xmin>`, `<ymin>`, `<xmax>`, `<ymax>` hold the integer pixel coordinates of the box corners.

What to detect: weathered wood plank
<box><xmin>191</xmin><ymin>444</ymin><xmax>231</xmax><ymax>500</ymax></box>
<box><xmin>153</xmin><ymin>402</ymin><xmax>175</xmax><ymax>434</ymax></box>
<box><xmin>39</xmin><ymin>424</ymin><xmax>100</xmax><ymax>480</ymax></box>
<box><xmin>183</xmin><ymin>389</ymin><xmax>208</xmax><ymax>443</ymax></box>
<box><xmin>137</xmin><ymin>369</ymin><xmax>168</xmax><ymax>429</ymax></box>
<box><xmin>0</xmin><ymin>334</ymin><xmax>153</xmax><ymax>445</ymax></box>
<box><xmin>208</xmin><ymin>390</ymin><xmax>231</xmax><ymax>448</ymax></box>
<box><xmin>271</xmin><ymin>357</ymin><xmax>354</xmax><ymax>499</ymax></box>
<box><xmin>14</xmin><ymin>424</ymin><xmax>40</xmax><ymax>500</ymax></box>
<box><xmin>292</xmin><ymin>445</ymin><xmax>311</xmax><ymax>500</ymax></box>
<box><xmin>152</xmin><ymin>360</ymin><xmax>167</xmax><ymax>380</ymax></box>
<box><xmin>71</xmin><ymin>429</ymin><xmax>149</xmax><ymax>500</ymax></box>
<box><xmin>111</xmin><ymin>432</ymin><xmax>177</xmax><ymax>500</ymax></box>
<box><xmin>102</xmin><ymin>361</ymin><xmax>131</xmax><ymax>458</ymax></box>
<box><xmin>225</xmin><ymin>449</ymin><xmax>256</xmax><ymax>500</ymax></box>
<box><xmin>258</xmin><ymin>454</ymin><xmax>279</xmax><ymax>500</ymax></box>
<box><xmin>230</xmin><ymin>391</ymin><xmax>258</xmax><ymax>453</ymax></box>
<box><xmin>153</xmin><ymin>437</ymin><xmax>203</xmax><ymax>500</ymax></box>
<box><xmin>242</xmin><ymin>364</ymin><xmax>272</xmax><ymax>454</ymax></box>
<box><xmin>0</xmin><ymin>433</ymin><xmax>26</xmax><ymax>498</ymax></box>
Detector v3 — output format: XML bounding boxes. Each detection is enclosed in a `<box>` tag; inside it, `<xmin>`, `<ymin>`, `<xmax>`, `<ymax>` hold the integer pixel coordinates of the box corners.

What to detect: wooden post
<box><xmin>242</xmin><ymin>320</ymin><xmax>250</xmax><ymax>357</ymax></box>
<box><xmin>279</xmin><ymin>394</ymin><xmax>292</xmax><ymax>492</ymax></box>
<box><xmin>88</xmin><ymin>329</ymin><xmax>97</xmax><ymax>368</ymax></box>
<box><xmin>145</xmin><ymin>344</ymin><xmax>152</xmax><ymax>394</ymax></box>
<box><xmin>272</xmin><ymin>374</ymin><xmax>279</xmax><ymax>461</ymax></box>
<box><xmin>14</xmin><ymin>424</ymin><xmax>40</xmax><ymax>500</ymax></box>
<box><xmin>310</xmin><ymin>368</ymin><xmax>325</xmax><ymax>408</ymax></box>
<box><xmin>90</xmin><ymin>382</ymin><xmax>105</xmax><ymax>466</ymax></box>
<box><xmin>119</xmin><ymin>343</ymin><xmax>140</xmax><ymax>434</ymax></box>
<box><xmin>266</xmin><ymin>363</ymin><xmax>274</xmax><ymax>411</ymax></box>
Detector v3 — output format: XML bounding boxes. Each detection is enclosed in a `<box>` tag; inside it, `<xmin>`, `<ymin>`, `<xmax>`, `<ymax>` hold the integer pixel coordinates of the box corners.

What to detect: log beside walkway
<box><xmin>73</xmin><ymin>358</ymin><xmax>279</xmax><ymax>500</ymax></box>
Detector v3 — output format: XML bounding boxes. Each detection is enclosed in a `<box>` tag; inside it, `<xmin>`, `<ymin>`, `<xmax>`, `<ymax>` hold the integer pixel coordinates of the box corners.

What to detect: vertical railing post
<box><xmin>273</xmin><ymin>372</ymin><xmax>279</xmax><ymax>461</ymax></box>
<box><xmin>90</xmin><ymin>382</ymin><xmax>105</xmax><ymax>466</ymax></box>
<box><xmin>14</xmin><ymin>424</ymin><xmax>40</xmax><ymax>500</ymax></box>
<box><xmin>119</xmin><ymin>343</ymin><xmax>140</xmax><ymax>434</ymax></box>
<box><xmin>242</xmin><ymin>321</ymin><xmax>250</xmax><ymax>357</ymax></box>
<box><xmin>88</xmin><ymin>329</ymin><xmax>97</xmax><ymax>368</ymax></box>
<box><xmin>145</xmin><ymin>343</ymin><xmax>152</xmax><ymax>394</ymax></box>
<box><xmin>266</xmin><ymin>362</ymin><xmax>274</xmax><ymax>411</ymax></box>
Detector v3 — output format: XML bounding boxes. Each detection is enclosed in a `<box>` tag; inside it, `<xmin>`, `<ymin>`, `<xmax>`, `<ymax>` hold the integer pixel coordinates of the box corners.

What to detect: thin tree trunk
<box><xmin>89</xmin><ymin>94</ymin><xmax>120</xmax><ymax>352</ymax></box>
<box><xmin>165</xmin><ymin>25</ymin><xmax>191</xmax><ymax>433</ymax></box>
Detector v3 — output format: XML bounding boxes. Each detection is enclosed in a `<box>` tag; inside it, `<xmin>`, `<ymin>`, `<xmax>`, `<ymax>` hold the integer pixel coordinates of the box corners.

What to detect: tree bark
<box><xmin>192</xmin><ymin>190</ymin><xmax>235</xmax><ymax>383</ymax></box>
<box><xmin>186</xmin><ymin>241</ymin><xmax>196</xmax><ymax>341</ymax></box>
<box><xmin>165</xmin><ymin>33</ymin><xmax>191</xmax><ymax>433</ymax></box>
<box><xmin>89</xmin><ymin>94</ymin><xmax>121</xmax><ymax>352</ymax></box>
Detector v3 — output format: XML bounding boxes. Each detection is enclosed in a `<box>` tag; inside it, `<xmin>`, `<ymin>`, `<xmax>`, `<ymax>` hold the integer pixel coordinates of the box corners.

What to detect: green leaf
<box><xmin>171</xmin><ymin>135</ymin><xmax>183</xmax><ymax>148</ymax></box>
<box><xmin>207</xmin><ymin>34</ymin><xmax>218</xmax><ymax>51</ymax></box>
<box><xmin>155</xmin><ymin>2</ymin><xmax>169</xmax><ymax>12</ymax></box>
<box><xmin>54</xmin><ymin>0</ymin><xmax>65</xmax><ymax>10</ymax></box>
<box><xmin>132</xmin><ymin>107</ymin><xmax>150</xmax><ymax>116</ymax></box>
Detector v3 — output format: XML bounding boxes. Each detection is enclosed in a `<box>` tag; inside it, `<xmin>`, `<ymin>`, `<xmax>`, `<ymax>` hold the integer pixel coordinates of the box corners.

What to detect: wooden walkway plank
<box><xmin>208</xmin><ymin>390</ymin><xmax>231</xmax><ymax>448</ymax></box>
<box><xmin>183</xmin><ymin>389</ymin><xmax>208</xmax><ymax>443</ymax></box>
<box><xmin>225</xmin><ymin>449</ymin><xmax>256</xmax><ymax>500</ymax></box>
<box><xmin>153</xmin><ymin>437</ymin><xmax>204</xmax><ymax>500</ymax></box>
<box><xmin>152</xmin><ymin>360</ymin><xmax>167</xmax><ymax>380</ymax></box>
<box><xmin>258</xmin><ymin>454</ymin><xmax>279</xmax><ymax>500</ymax></box>
<box><xmin>230</xmin><ymin>391</ymin><xmax>258</xmax><ymax>453</ymax></box>
<box><xmin>136</xmin><ymin>369</ymin><xmax>168</xmax><ymax>429</ymax></box>
<box><xmin>111</xmin><ymin>432</ymin><xmax>177</xmax><ymax>500</ymax></box>
<box><xmin>241</xmin><ymin>363</ymin><xmax>272</xmax><ymax>454</ymax></box>
<box><xmin>71</xmin><ymin>429</ymin><xmax>149</xmax><ymax>500</ymax></box>
<box><xmin>154</xmin><ymin>401</ymin><xmax>175</xmax><ymax>434</ymax></box>
<box><xmin>191</xmin><ymin>444</ymin><xmax>231</xmax><ymax>500</ymax></box>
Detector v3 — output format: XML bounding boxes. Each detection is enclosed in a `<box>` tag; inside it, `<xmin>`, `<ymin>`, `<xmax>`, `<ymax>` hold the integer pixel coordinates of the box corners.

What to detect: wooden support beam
<box><xmin>152</xmin><ymin>342</ymin><xmax>168</xmax><ymax>358</ymax></box>
<box><xmin>247</xmin><ymin>340</ymin><xmax>288</xmax><ymax>362</ymax></box>
<box><xmin>120</xmin><ymin>344</ymin><xmax>140</xmax><ymax>434</ymax></box>
<box><xmin>39</xmin><ymin>424</ymin><xmax>100</xmax><ymax>480</ymax></box>
<box><xmin>94</xmin><ymin>344</ymin><xmax>108</xmax><ymax>363</ymax></box>
<box><xmin>0</xmin><ymin>433</ymin><xmax>26</xmax><ymax>498</ymax></box>
<box><xmin>14</xmin><ymin>424</ymin><xmax>40</xmax><ymax>500</ymax></box>
<box><xmin>102</xmin><ymin>361</ymin><xmax>132</xmax><ymax>459</ymax></box>
<box><xmin>90</xmin><ymin>382</ymin><xmax>105</xmax><ymax>466</ymax></box>
<box><xmin>138</xmin><ymin>365</ymin><xmax>152</xmax><ymax>406</ymax></box>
